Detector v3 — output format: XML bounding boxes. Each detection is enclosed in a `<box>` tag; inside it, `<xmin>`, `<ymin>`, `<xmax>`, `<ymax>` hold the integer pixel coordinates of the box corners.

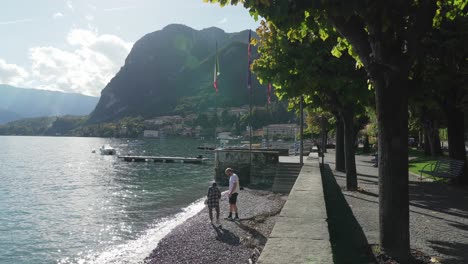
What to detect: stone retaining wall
<box><xmin>214</xmin><ymin>149</ymin><xmax>279</xmax><ymax>189</ymax></box>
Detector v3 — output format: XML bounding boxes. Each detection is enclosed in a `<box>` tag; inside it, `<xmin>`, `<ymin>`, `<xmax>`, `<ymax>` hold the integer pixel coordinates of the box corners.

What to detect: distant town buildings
<box><xmin>263</xmin><ymin>124</ymin><xmax>299</xmax><ymax>139</ymax></box>
<box><xmin>228</xmin><ymin>106</ymin><xmax>249</xmax><ymax>117</ymax></box>
<box><xmin>143</xmin><ymin>130</ymin><xmax>159</xmax><ymax>138</ymax></box>
<box><xmin>139</xmin><ymin>108</ymin><xmax>296</xmax><ymax>139</ymax></box>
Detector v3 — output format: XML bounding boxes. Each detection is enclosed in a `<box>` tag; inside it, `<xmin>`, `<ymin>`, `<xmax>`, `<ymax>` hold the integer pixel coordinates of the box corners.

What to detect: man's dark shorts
<box><xmin>229</xmin><ymin>193</ymin><xmax>238</xmax><ymax>204</ymax></box>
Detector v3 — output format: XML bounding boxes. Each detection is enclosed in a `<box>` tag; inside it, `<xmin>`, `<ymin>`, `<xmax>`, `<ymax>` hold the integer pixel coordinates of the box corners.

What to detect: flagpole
<box><xmin>247</xmin><ymin>30</ymin><xmax>252</xmax><ymax>167</ymax></box>
<box><xmin>213</xmin><ymin>41</ymin><xmax>219</xmax><ymax>149</ymax></box>
<box><xmin>300</xmin><ymin>96</ymin><xmax>304</xmax><ymax>165</ymax></box>
<box><xmin>249</xmin><ymin>80</ymin><xmax>253</xmax><ymax>153</ymax></box>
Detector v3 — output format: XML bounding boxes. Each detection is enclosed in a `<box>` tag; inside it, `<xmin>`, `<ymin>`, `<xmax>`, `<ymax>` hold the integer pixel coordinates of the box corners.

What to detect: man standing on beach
<box><xmin>225</xmin><ymin>168</ymin><xmax>240</xmax><ymax>220</ymax></box>
<box><xmin>207</xmin><ymin>182</ymin><xmax>221</xmax><ymax>226</ymax></box>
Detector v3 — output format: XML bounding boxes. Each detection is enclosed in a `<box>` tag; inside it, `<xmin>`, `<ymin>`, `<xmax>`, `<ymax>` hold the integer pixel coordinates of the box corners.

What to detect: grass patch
<box><xmin>355</xmin><ymin>146</ymin><xmax>373</xmax><ymax>156</ymax></box>
<box><xmin>408</xmin><ymin>148</ymin><xmax>448</xmax><ymax>181</ymax></box>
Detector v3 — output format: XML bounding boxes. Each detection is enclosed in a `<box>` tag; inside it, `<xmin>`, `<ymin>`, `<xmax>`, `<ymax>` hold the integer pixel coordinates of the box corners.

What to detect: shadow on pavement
<box><xmin>409</xmin><ymin>181</ymin><xmax>468</xmax><ymax>219</ymax></box>
<box><xmin>428</xmin><ymin>240</ymin><xmax>468</xmax><ymax>264</ymax></box>
<box><xmin>321</xmin><ymin>164</ymin><xmax>376</xmax><ymax>264</ymax></box>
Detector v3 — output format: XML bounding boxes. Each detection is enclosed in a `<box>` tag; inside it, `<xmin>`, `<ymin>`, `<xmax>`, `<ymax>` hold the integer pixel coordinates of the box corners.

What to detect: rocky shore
<box><xmin>144</xmin><ymin>188</ymin><xmax>287</xmax><ymax>264</ymax></box>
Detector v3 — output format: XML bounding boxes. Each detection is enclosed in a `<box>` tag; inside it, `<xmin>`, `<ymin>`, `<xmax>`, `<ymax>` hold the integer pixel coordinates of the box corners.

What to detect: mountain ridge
<box><xmin>0</xmin><ymin>84</ymin><xmax>99</xmax><ymax>124</ymax></box>
<box><xmin>88</xmin><ymin>24</ymin><xmax>266</xmax><ymax>123</ymax></box>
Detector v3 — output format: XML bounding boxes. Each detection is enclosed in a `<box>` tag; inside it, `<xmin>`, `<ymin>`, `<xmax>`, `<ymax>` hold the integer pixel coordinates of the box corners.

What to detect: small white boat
<box><xmin>100</xmin><ymin>145</ymin><xmax>116</xmax><ymax>155</ymax></box>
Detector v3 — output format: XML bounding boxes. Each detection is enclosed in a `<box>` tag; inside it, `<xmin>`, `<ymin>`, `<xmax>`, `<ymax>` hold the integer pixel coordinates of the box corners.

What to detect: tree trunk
<box><xmin>434</xmin><ymin>131</ymin><xmax>442</xmax><ymax>156</ymax></box>
<box><xmin>374</xmin><ymin>68</ymin><xmax>410</xmax><ymax>263</ymax></box>
<box><xmin>424</xmin><ymin>120</ymin><xmax>441</xmax><ymax>158</ymax></box>
<box><xmin>342</xmin><ymin>109</ymin><xmax>357</xmax><ymax>191</ymax></box>
<box><xmin>321</xmin><ymin>117</ymin><xmax>328</xmax><ymax>153</ymax></box>
<box><xmin>363</xmin><ymin>134</ymin><xmax>371</xmax><ymax>153</ymax></box>
<box><xmin>445</xmin><ymin>105</ymin><xmax>467</xmax><ymax>184</ymax></box>
<box><xmin>335</xmin><ymin>116</ymin><xmax>346</xmax><ymax>172</ymax></box>
<box><xmin>418</xmin><ymin>129</ymin><xmax>424</xmax><ymax>149</ymax></box>
<box><xmin>423</xmin><ymin>131</ymin><xmax>431</xmax><ymax>156</ymax></box>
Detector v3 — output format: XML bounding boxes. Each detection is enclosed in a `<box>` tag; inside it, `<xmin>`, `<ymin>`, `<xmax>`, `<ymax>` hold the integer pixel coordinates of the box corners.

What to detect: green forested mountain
<box><xmin>0</xmin><ymin>85</ymin><xmax>99</xmax><ymax>124</ymax></box>
<box><xmin>89</xmin><ymin>24</ymin><xmax>267</xmax><ymax>123</ymax></box>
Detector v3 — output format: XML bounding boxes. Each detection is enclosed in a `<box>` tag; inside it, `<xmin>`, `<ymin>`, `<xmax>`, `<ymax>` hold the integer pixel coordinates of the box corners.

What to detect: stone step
<box><xmin>277</xmin><ymin>165</ymin><xmax>302</xmax><ymax>169</ymax></box>
<box><xmin>277</xmin><ymin>171</ymin><xmax>301</xmax><ymax>175</ymax></box>
<box><xmin>274</xmin><ymin>177</ymin><xmax>297</xmax><ymax>182</ymax></box>
<box><xmin>277</xmin><ymin>166</ymin><xmax>302</xmax><ymax>170</ymax></box>
<box><xmin>274</xmin><ymin>174</ymin><xmax>298</xmax><ymax>179</ymax></box>
<box><xmin>273</xmin><ymin>182</ymin><xmax>296</xmax><ymax>188</ymax></box>
<box><xmin>272</xmin><ymin>186</ymin><xmax>294</xmax><ymax>193</ymax></box>
<box><xmin>274</xmin><ymin>179</ymin><xmax>298</xmax><ymax>184</ymax></box>
<box><xmin>277</xmin><ymin>167</ymin><xmax>302</xmax><ymax>171</ymax></box>
<box><xmin>273</xmin><ymin>177</ymin><xmax>298</xmax><ymax>185</ymax></box>
<box><xmin>276</xmin><ymin>170</ymin><xmax>302</xmax><ymax>175</ymax></box>
<box><xmin>272</xmin><ymin>162</ymin><xmax>302</xmax><ymax>193</ymax></box>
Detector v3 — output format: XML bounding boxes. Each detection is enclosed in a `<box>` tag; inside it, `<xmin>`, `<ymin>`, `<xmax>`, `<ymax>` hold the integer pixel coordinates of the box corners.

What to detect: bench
<box><xmin>419</xmin><ymin>159</ymin><xmax>465</xmax><ymax>181</ymax></box>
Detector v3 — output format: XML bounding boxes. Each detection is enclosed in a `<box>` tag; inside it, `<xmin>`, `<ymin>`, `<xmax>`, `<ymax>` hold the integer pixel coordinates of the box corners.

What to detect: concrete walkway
<box><xmin>324</xmin><ymin>150</ymin><xmax>468</xmax><ymax>264</ymax></box>
<box><xmin>258</xmin><ymin>155</ymin><xmax>333</xmax><ymax>263</ymax></box>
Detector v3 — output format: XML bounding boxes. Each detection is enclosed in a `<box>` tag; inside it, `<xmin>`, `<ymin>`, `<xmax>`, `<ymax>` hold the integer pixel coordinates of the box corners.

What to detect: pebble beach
<box><xmin>144</xmin><ymin>188</ymin><xmax>287</xmax><ymax>264</ymax></box>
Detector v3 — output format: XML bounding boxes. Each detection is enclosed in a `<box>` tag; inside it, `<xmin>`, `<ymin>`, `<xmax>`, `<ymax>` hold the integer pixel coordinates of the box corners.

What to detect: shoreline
<box><xmin>144</xmin><ymin>188</ymin><xmax>287</xmax><ymax>264</ymax></box>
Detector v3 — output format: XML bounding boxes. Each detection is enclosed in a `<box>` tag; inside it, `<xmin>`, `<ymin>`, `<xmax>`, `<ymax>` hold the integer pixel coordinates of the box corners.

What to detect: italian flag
<box><xmin>213</xmin><ymin>42</ymin><xmax>220</xmax><ymax>93</ymax></box>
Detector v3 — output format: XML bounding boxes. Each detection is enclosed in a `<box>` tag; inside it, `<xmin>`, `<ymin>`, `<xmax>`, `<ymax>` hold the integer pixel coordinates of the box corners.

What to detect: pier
<box><xmin>118</xmin><ymin>155</ymin><xmax>208</xmax><ymax>164</ymax></box>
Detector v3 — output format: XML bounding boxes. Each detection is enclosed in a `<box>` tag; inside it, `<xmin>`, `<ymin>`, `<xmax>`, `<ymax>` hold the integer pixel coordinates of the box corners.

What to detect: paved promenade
<box><xmin>258</xmin><ymin>156</ymin><xmax>333</xmax><ymax>264</ymax></box>
<box><xmin>324</xmin><ymin>150</ymin><xmax>468</xmax><ymax>264</ymax></box>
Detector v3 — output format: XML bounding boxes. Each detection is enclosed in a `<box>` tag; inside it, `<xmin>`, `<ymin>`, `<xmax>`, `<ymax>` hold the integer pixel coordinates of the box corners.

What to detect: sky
<box><xmin>0</xmin><ymin>0</ymin><xmax>260</xmax><ymax>97</ymax></box>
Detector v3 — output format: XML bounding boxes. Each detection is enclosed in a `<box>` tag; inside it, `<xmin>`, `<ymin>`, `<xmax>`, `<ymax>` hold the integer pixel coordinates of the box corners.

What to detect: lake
<box><xmin>0</xmin><ymin>136</ymin><xmax>215</xmax><ymax>264</ymax></box>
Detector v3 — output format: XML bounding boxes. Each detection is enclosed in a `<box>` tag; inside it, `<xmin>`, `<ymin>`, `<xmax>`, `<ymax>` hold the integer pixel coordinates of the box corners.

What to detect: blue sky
<box><xmin>0</xmin><ymin>0</ymin><xmax>259</xmax><ymax>96</ymax></box>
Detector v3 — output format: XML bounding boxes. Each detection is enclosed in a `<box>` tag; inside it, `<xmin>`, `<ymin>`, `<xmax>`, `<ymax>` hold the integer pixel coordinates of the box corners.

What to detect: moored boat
<box><xmin>100</xmin><ymin>144</ymin><xmax>116</xmax><ymax>155</ymax></box>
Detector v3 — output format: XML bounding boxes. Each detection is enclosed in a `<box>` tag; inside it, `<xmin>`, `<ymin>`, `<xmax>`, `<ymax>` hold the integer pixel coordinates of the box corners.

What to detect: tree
<box><xmin>416</xmin><ymin>10</ymin><xmax>468</xmax><ymax>182</ymax></box>
<box><xmin>252</xmin><ymin>21</ymin><xmax>371</xmax><ymax>191</ymax></box>
<box><xmin>205</xmin><ymin>0</ymin><xmax>467</xmax><ymax>262</ymax></box>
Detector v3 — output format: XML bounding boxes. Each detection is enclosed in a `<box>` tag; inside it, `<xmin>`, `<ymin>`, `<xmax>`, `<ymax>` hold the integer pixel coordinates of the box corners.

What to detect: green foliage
<box><xmin>45</xmin><ymin>116</ymin><xmax>87</xmax><ymax>135</ymax></box>
<box><xmin>0</xmin><ymin>117</ymin><xmax>57</xmax><ymax>135</ymax></box>
<box><xmin>252</xmin><ymin>20</ymin><xmax>372</xmax><ymax>137</ymax></box>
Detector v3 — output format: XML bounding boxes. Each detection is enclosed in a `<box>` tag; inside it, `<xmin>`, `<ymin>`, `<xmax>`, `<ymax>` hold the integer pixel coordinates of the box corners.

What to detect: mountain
<box><xmin>0</xmin><ymin>85</ymin><xmax>99</xmax><ymax>124</ymax></box>
<box><xmin>0</xmin><ymin>108</ymin><xmax>22</xmax><ymax>124</ymax></box>
<box><xmin>89</xmin><ymin>24</ymin><xmax>267</xmax><ymax>123</ymax></box>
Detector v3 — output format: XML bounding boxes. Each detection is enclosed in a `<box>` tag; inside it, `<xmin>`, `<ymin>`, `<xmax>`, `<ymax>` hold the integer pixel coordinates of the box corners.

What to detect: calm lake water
<box><xmin>0</xmin><ymin>136</ymin><xmax>215</xmax><ymax>264</ymax></box>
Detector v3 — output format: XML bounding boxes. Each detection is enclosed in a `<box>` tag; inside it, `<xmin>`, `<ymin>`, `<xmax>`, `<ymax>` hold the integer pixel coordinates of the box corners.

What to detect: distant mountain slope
<box><xmin>0</xmin><ymin>108</ymin><xmax>22</xmax><ymax>124</ymax></box>
<box><xmin>89</xmin><ymin>24</ymin><xmax>266</xmax><ymax>123</ymax></box>
<box><xmin>0</xmin><ymin>85</ymin><xmax>99</xmax><ymax>124</ymax></box>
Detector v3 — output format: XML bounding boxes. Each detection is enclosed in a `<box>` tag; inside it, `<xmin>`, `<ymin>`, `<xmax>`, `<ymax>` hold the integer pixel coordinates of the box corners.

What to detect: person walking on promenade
<box><xmin>225</xmin><ymin>168</ymin><xmax>240</xmax><ymax>221</ymax></box>
<box><xmin>206</xmin><ymin>182</ymin><xmax>221</xmax><ymax>226</ymax></box>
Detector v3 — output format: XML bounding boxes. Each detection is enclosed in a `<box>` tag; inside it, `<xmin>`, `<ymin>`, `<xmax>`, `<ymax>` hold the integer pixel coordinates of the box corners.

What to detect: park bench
<box><xmin>419</xmin><ymin>159</ymin><xmax>465</xmax><ymax>181</ymax></box>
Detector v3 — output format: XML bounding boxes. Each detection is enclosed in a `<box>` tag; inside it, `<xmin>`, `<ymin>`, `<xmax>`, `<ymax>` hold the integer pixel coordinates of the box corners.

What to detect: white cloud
<box><xmin>87</xmin><ymin>4</ymin><xmax>97</xmax><ymax>11</ymax></box>
<box><xmin>0</xmin><ymin>59</ymin><xmax>29</xmax><ymax>86</ymax></box>
<box><xmin>0</xmin><ymin>18</ymin><xmax>33</xmax><ymax>26</ymax></box>
<box><xmin>66</xmin><ymin>0</ymin><xmax>74</xmax><ymax>11</ymax></box>
<box><xmin>29</xmin><ymin>29</ymin><xmax>133</xmax><ymax>96</ymax></box>
<box><xmin>218</xmin><ymin>17</ymin><xmax>228</xmax><ymax>24</ymax></box>
<box><xmin>53</xmin><ymin>12</ymin><xmax>64</xmax><ymax>19</ymax></box>
<box><xmin>85</xmin><ymin>14</ymin><xmax>94</xmax><ymax>21</ymax></box>
<box><xmin>104</xmin><ymin>6</ymin><xmax>139</xmax><ymax>12</ymax></box>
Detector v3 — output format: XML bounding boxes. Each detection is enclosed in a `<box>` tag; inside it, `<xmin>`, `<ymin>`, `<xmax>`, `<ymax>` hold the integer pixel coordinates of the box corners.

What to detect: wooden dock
<box><xmin>118</xmin><ymin>155</ymin><xmax>208</xmax><ymax>164</ymax></box>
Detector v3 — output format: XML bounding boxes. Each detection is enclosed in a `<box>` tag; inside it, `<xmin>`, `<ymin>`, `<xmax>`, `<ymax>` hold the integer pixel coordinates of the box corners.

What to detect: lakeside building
<box><xmin>146</xmin><ymin>115</ymin><xmax>184</xmax><ymax>125</ymax></box>
<box><xmin>228</xmin><ymin>106</ymin><xmax>249</xmax><ymax>117</ymax></box>
<box><xmin>263</xmin><ymin>124</ymin><xmax>299</xmax><ymax>139</ymax></box>
<box><xmin>143</xmin><ymin>130</ymin><xmax>159</xmax><ymax>138</ymax></box>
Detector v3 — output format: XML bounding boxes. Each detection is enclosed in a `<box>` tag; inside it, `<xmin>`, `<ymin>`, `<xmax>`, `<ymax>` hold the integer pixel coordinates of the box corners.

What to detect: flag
<box><xmin>268</xmin><ymin>82</ymin><xmax>272</xmax><ymax>104</ymax></box>
<box><xmin>213</xmin><ymin>42</ymin><xmax>220</xmax><ymax>93</ymax></box>
<box><xmin>247</xmin><ymin>30</ymin><xmax>252</xmax><ymax>90</ymax></box>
